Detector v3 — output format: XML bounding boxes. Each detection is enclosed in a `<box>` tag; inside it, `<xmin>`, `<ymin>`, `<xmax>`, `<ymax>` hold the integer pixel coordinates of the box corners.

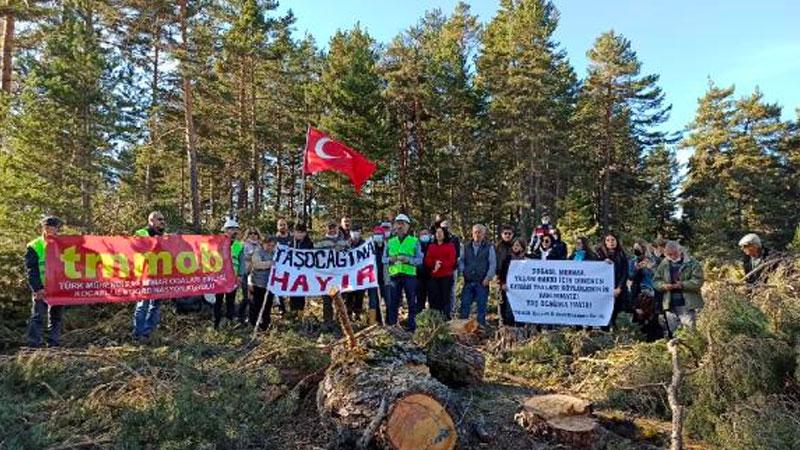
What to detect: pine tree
<box><xmin>313</xmin><ymin>25</ymin><xmax>391</xmax><ymax>223</ymax></box>
<box><xmin>477</xmin><ymin>0</ymin><xmax>576</xmax><ymax>234</ymax></box>
<box><xmin>571</xmin><ymin>30</ymin><xmax>672</xmax><ymax>235</ymax></box>
<box><xmin>0</xmin><ymin>0</ymin><xmax>126</xmax><ymax>234</ymax></box>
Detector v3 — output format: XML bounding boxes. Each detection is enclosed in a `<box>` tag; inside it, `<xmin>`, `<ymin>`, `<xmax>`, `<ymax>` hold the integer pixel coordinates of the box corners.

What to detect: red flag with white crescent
<box><xmin>303</xmin><ymin>127</ymin><xmax>376</xmax><ymax>194</ymax></box>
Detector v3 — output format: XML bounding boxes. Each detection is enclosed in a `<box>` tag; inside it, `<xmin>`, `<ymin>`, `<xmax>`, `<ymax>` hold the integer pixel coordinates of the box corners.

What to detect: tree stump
<box><xmin>515</xmin><ymin>394</ymin><xmax>606</xmax><ymax>450</ymax></box>
<box><xmin>317</xmin><ymin>327</ymin><xmax>460</xmax><ymax>449</ymax></box>
<box><xmin>448</xmin><ymin>318</ymin><xmax>481</xmax><ymax>345</ymax></box>
<box><xmin>427</xmin><ymin>342</ymin><xmax>485</xmax><ymax>388</ymax></box>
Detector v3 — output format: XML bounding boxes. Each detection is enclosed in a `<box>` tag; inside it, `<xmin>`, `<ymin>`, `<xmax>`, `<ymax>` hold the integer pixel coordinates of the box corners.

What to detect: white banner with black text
<box><xmin>506</xmin><ymin>260</ymin><xmax>614</xmax><ymax>326</ymax></box>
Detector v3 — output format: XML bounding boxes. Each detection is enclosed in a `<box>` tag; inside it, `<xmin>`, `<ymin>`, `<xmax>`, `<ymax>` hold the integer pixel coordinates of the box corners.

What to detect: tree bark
<box><xmin>317</xmin><ymin>327</ymin><xmax>460</xmax><ymax>450</ymax></box>
<box><xmin>178</xmin><ymin>0</ymin><xmax>200</xmax><ymax>232</ymax></box>
<box><xmin>1</xmin><ymin>1</ymin><xmax>14</xmax><ymax>93</ymax></box>
<box><xmin>427</xmin><ymin>342</ymin><xmax>485</xmax><ymax>388</ymax></box>
<box><xmin>667</xmin><ymin>339</ymin><xmax>685</xmax><ymax>450</ymax></box>
<box><xmin>515</xmin><ymin>394</ymin><xmax>605</xmax><ymax>449</ymax></box>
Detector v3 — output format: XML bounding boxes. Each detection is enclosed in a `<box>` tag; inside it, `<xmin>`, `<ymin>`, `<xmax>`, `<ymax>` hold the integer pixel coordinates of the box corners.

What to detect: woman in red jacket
<box><xmin>424</xmin><ymin>226</ymin><xmax>457</xmax><ymax>319</ymax></box>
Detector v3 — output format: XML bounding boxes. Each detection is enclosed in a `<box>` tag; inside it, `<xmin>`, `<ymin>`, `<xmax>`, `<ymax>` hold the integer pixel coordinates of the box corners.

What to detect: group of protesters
<box><xmin>24</xmin><ymin>211</ymin><xmax>775</xmax><ymax>347</ymax></box>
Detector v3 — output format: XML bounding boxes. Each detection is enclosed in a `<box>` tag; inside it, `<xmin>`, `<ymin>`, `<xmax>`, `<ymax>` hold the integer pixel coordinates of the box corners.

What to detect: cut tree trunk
<box><xmin>317</xmin><ymin>327</ymin><xmax>460</xmax><ymax>450</ymax></box>
<box><xmin>427</xmin><ymin>342</ymin><xmax>485</xmax><ymax>388</ymax></box>
<box><xmin>448</xmin><ymin>318</ymin><xmax>480</xmax><ymax>346</ymax></box>
<box><xmin>515</xmin><ymin>394</ymin><xmax>606</xmax><ymax>450</ymax></box>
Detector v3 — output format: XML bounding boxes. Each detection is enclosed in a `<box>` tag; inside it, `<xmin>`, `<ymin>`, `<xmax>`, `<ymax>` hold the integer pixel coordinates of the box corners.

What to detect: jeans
<box><xmin>459</xmin><ymin>280</ymin><xmax>489</xmax><ymax>326</ymax></box>
<box><xmin>387</xmin><ymin>275</ymin><xmax>418</xmax><ymax>330</ymax></box>
<box><xmin>214</xmin><ymin>288</ymin><xmax>238</xmax><ymax>328</ymax></box>
<box><xmin>289</xmin><ymin>296</ymin><xmax>305</xmax><ymax>311</ymax></box>
<box><xmin>428</xmin><ymin>276</ymin><xmax>453</xmax><ymax>319</ymax></box>
<box><xmin>249</xmin><ymin>286</ymin><xmax>273</xmax><ymax>330</ymax></box>
<box><xmin>27</xmin><ymin>298</ymin><xmax>64</xmax><ymax>347</ymax></box>
<box><xmin>322</xmin><ymin>295</ymin><xmax>334</xmax><ymax>325</ymax></box>
<box><xmin>132</xmin><ymin>299</ymin><xmax>161</xmax><ymax>338</ymax></box>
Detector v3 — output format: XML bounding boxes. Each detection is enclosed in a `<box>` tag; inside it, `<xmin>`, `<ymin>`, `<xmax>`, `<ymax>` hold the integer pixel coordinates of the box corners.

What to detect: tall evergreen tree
<box><xmin>571</xmin><ymin>30</ymin><xmax>672</xmax><ymax>235</ymax></box>
<box><xmin>477</xmin><ymin>0</ymin><xmax>576</xmax><ymax>234</ymax></box>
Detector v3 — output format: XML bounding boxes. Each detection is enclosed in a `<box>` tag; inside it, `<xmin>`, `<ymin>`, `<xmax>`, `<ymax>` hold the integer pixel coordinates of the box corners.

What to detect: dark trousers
<box><xmin>387</xmin><ymin>274</ymin><xmax>418</xmax><ymax>330</ymax></box>
<box><xmin>416</xmin><ymin>274</ymin><xmax>430</xmax><ymax>313</ymax></box>
<box><xmin>499</xmin><ymin>291</ymin><xmax>516</xmax><ymax>326</ymax></box>
<box><xmin>322</xmin><ymin>295</ymin><xmax>334</xmax><ymax>325</ymax></box>
<box><xmin>367</xmin><ymin>286</ymin><xmax>385</xmax><ymax>325</ymax></box>
<box><xmin>214</xmin><ymin>288</ymin><xmax>237</xmax><ymax>328</ymax></box>
<box><xmin>428</xmin><ymin>276</ymin><xmax>453</xmax><ymax>319</ymax></box>
<box><xmin>27</xmin><ymin>298</ymin><xmax>64</xmax><ymax>347</ymax></box>
<box><xmin>237</xmin><ymin>281</ymin><xmax>248</xmax><ymax>323</ymax></box>
<box><xmin>344</xmin><ymin>290</ymin><xmax>365</xmax><ymax>320</ymax></box>
<box><xmin>289</xmin><ymin>297</ymin><xmax>305</xmax><ymax>311</ymax></box>
<box><xmin>249</xmin><ymin>286</ymin><xmax>273</xmax><ymax>330</ymax></box>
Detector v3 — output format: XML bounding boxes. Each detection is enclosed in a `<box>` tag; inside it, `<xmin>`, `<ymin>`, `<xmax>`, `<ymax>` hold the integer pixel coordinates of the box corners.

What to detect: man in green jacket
<box><xmin>132</xmin><ymin>211</ymin><xmax>167</xmax><ymax>341</ymax></box>
<box><xmin>25</xmin><ymin>216</ymin><xmax>65</xmax><ymax>347</ymax></box>
<box><xmin>653</xmin><ymin>240</ymin><xmax>704</xmax><ymax>331</ymax></box>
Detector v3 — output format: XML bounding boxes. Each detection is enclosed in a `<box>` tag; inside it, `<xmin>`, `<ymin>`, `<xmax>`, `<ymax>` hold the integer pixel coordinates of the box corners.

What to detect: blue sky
<box><xmin>278</xmin><ymin>0</ymin><xmax>800</xmax><ymax>161</ymax></box>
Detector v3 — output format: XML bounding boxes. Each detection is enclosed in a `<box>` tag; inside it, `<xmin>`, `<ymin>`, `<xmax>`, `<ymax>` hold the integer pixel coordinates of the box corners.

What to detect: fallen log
<box><xmin>515</xmin><ymin>394</ymin><xmax>606</xmax><ymax>450</ymax></box>
<box><xmin>427</xmin><ymin>342</ymin><xmax>485</xmax><ymax>388</ymax></box>
<box><xmin>317</xmin><ymin>326</ymin><xmax>460</xmax><ymax>450</ymax></box>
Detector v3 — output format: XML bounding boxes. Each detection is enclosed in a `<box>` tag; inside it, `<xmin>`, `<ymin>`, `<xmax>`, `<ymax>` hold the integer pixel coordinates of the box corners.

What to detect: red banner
<box><xmin>44</xmin><ymin>234</ymin><xmax>237</xmax><ymax>306</ymax></box>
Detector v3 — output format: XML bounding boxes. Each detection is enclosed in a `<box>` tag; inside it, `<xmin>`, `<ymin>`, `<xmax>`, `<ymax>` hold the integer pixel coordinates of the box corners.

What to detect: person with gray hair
<box><xmin>738</xmin><ymin>233</ymin><xmax>773</xmax><ymax>284</ymax></box>
<box><xmin>458</xmin><ymin>223</ymin><xmax>497</xmax><ymax>326</ymax></box>
<box><xmin>653</xmin><ymin>240</ymin><xmax>704</xmax><ymax>331</ymax></box>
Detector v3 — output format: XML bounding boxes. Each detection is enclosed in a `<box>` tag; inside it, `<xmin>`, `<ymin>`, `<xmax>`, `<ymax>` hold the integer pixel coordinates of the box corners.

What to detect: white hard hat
<box><xmin>738</xmin><ymin>233</ymin><xmax>761</xmax><ymax>248</ymax></box>
<box><xmin>222</xmin><ymin>217</ymin><xmax>240</xmax><ymax>230</ymax></box>
<box><xmin>394</xmin><ymin>214</ymin><xmax>411</xmax><ymax>223</ymax></box>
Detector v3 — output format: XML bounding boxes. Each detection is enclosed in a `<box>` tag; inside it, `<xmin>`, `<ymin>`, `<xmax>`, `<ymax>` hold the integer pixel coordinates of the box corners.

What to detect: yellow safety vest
<box><xmin>387</xmin><ymin>235</ymin><xmax>418</xmax><ymax>276</ymax></box>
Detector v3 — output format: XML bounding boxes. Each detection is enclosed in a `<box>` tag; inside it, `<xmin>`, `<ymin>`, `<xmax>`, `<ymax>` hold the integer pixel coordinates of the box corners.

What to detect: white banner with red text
<box><xmin>267</xmin><ymin>239</ymin><xmax>379</xmax><ymax>296</ymax></box>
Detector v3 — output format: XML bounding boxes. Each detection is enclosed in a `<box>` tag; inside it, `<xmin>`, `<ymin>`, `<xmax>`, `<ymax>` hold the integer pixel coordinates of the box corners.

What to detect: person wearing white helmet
<box><xmin>214</xmin><ymin>217</ymin><xmax>246</xmax><ymax>330</ymax></box>
<box><xmin>383</xmin><ymin>214</ymin><xmax>423</xmax><ymax>330</ymax></box>
<box><xmin>738</xmin><ymin>233</ymin><xmax>772</xmax><ymax>285</ymax></box>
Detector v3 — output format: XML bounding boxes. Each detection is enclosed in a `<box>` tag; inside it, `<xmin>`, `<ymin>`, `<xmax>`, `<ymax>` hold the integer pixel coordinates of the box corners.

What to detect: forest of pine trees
<box><xmin>1</xmin><ymin>0</ymin><xmax>798</xmax><ymax>261</ymax></box>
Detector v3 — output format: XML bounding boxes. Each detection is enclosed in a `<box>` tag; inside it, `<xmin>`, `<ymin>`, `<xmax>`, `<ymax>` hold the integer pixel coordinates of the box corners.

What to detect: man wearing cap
<box><xmin>132</xmin><ymin>211</ymin><xmax>167</xmax><ymax>341</ymax></box>
<box><xmin>383</xmin><ymin>214</ymin><xmax>423</xmax><ymax>330</ymax></box>
<box><xmin>214</xmin><ymin>217</ymin><xmax>246</xmax><ymax>329</ymax></box>
<box><xmin>739</xmin><ymin>233</ymin><xmax>773</xmax><ymax>285</ymax></box>
<box><xmin>25</xmin><ymin>216</ymin><xmax>65</xmax><ymax>347</ymax></box>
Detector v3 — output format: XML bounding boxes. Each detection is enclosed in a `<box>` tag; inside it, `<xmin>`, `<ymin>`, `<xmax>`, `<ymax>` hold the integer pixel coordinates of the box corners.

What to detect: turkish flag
<box><xmin>303</xmin><ymin>127</ymin><xmax>376</xmax><ymax>194</ymax></box>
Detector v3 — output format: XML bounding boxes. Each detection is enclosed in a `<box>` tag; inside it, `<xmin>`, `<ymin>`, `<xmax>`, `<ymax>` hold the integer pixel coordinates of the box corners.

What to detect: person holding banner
<box><xmin>569</xmin><ymin>237</ymin><xmax>598</xmax><ymax>261</ymax></box>
<box><xmin>458</xmin><ymin>224</ymin><xmax>497</xmax><ymax>327</ymax></box>
<box><xmin>498</xmin><ymin>238</ymin><xmax>529</xmax><ymax>326</ymax></box>
<box><xmin>366</xmin><ymin>224</ymin><xmax>388</xmax><ymax>325</ymax></box>
<box><xmin>249</xmin><ymin>236</ymin><xmax>277</xmax><ymax>331</ymax></box>
<box><xmin>317</xmin><ymin>221</ymin><xmax>350</xmax><ymax>331</ymax></box>
<box><xmin>132</xmin><ymin>211</ymin><xmax>167</xmax><ymax>341</ymax></box>
<box><xmin>287</xmin><ymin>223</ymin><xmax>314</xmax><ymax>316</ymax></box>
<box><xmin>596</xmin><ymin>232</ymin><xmax>630</xmax><ymax>330</ymax></box>
<box><xmin>384</xmin><ymin>214</ymin><xmax>423</xmax><ymax>331</ymax></box>
<box><xmin>214</xmin><ymin>218</ymin><xmax>246</xmax><ymax>330</ymax></box>
<box><xmin>25</xmin><ymin>216</ymin><xmax>65</xmax><ymax>347</ymax></box>
<box><xmin>343</xmin><ymin>224</ymin><xmax>366</xmax><ymax>322</ymax></box>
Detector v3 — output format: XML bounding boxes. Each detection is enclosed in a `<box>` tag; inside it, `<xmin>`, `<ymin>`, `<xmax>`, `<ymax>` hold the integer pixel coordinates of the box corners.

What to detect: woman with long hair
<box><xmin>596</xmin><ymin>232</ymin><xmax>629</xmax><ymax>330</ymax></box>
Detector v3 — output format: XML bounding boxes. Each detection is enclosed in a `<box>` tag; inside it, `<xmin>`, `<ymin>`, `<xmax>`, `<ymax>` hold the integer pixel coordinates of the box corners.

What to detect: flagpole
<box><xmin>301</xmin><ymin>125</ymin><xmax>310</xmax><ymax>226</ymax></box>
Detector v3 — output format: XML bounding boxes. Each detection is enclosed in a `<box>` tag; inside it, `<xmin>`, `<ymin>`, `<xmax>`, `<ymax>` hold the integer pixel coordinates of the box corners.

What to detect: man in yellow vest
<box><xmin>132</xmin><ymin>211</ymin><xmax>167</xmax><ymax>341</ymax></box>
<box><xmin>214</xmin><ymin>217</ymin><xmax>245</xmax><ymax>330</ymax></box>
<box><xmin>383</xmin><ymin>214</ymin><xmax>423</xmax><ymax>330</ymax></box>
<box><xmin>25</xmin><ymin>216</ymin><xmax>65</xmax><ymax>347</ymax></box>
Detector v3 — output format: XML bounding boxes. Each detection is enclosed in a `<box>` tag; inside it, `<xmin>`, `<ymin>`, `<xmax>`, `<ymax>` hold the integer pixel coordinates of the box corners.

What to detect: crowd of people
<box><xmin>24</xmin><ymin>211</ymin><xmax>776</xmax><ymax>347</ymax></box>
